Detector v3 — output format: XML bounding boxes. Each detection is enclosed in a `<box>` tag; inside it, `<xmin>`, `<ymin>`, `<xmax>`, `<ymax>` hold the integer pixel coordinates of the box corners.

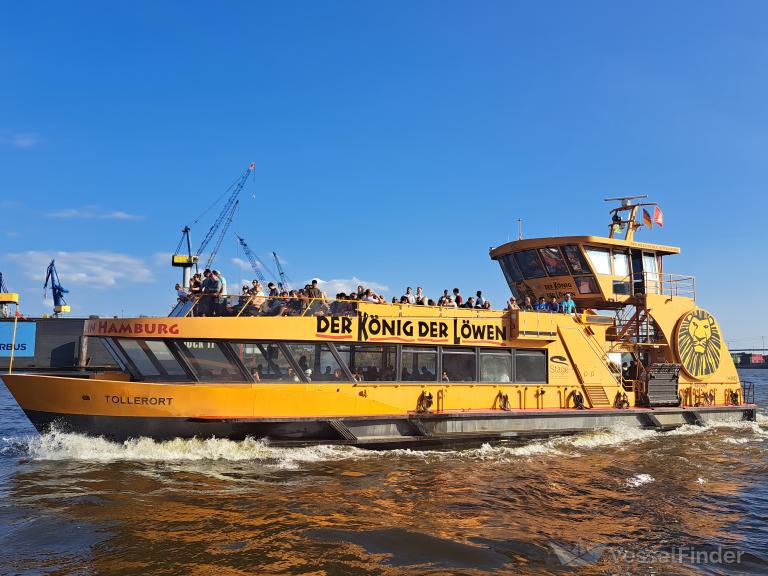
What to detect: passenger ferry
<box><xmin>1</xmin><ymin>199</ymin><xmax>756</xmax><ymax>447</ymax></box>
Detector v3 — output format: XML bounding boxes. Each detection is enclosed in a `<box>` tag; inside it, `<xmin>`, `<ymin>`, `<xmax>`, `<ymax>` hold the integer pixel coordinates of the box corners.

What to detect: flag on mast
<box><xmin>642</xmin><ymin>208</ymin><xmax>653</xmax><ymax>228</ymax></box>
<box><xmin>653</xmin><ymin>206</ymin><xmax>664</xmax><ymax>227</ymax></box>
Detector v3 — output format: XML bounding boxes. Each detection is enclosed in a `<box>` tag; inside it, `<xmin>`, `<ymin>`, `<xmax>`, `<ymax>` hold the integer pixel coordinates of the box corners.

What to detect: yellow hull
<box><xmin>2</xmin><ymin>372</ymin><xmax>755</xmax><ymax>447</ymax></box>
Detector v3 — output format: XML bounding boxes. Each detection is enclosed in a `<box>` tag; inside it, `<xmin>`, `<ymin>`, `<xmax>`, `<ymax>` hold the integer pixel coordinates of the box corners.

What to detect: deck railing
<box><xmin>169</xmin><ymin>294</ymin><xmax>507</xmax><ymax>319</ymax></box>
<box><xmin>613</xmin><ymin>272</ymin><xmax>696</xmax><ymax>300</ymax></box>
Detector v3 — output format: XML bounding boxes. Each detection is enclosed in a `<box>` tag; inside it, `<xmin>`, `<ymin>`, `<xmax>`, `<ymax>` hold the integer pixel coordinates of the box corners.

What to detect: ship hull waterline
<box><xmin>3</xmin><ymin>374</ymin><xmax>756</xmax><ymax>449</ymax></box>
<box><xmin>20</xmin><ymin>406</ymin><xmax>757</xmax><ymax>449</ymax></box>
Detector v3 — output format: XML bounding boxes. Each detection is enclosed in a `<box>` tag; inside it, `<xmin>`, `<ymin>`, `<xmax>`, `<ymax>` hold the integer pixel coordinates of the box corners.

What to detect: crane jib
<box><xmin>194</xmin><ymin>165</ymin><xmax>255</xmax><ymax>264</ymax></box>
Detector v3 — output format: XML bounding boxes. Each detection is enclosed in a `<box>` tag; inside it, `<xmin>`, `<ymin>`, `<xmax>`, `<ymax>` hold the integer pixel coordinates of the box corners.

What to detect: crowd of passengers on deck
<box><xmin>174</xmin><ymin>268</ymin><xmax>577</xmax><ymax>317</ymax></box>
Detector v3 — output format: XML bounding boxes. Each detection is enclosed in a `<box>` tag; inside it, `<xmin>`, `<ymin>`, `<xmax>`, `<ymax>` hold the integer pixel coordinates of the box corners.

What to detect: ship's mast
<box><xmin>604</xmin><ymin>195</ymin><xmax>658</xmax><ymax>241</ymax></box>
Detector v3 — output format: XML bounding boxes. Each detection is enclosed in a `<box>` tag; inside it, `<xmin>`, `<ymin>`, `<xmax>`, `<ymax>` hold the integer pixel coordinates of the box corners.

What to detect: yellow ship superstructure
<box><xmin>1</xmin><ymin>199</ymin><xmax>755</xmax><ymax>447</ymax></box>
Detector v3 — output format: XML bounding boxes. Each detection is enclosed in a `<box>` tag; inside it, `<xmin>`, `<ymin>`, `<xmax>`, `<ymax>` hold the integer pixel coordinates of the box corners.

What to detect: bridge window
<box><xmin>538</xmin><ymin>247</ymin><xmax>569</xmax><ymax>276</ymax></box>
<box><xmin>499</xmin><ymin>254</ymin><xmax>523</xmax><ymax>282</ymax></box>
<box><xmin>585</xmin><ymin>247</ymin><xmax>611</xmax><ymax>275</ymax></box>
<box><xmin>514</xmin><ymin>250</ymin><xmax>547</xmax><ymax>279</ymax></box>
<box><xmin>441</xmin><ymin>347</ymin><xmax>477</xmax><ymax>382</ymax></box>
<box><xmin>479</xmin><ymin>349</ymin><xmax>512</xmax><ymax>382</ymax></box>
<box><xmin>402</xmin><ymin>346</ymin><xmax>437</xmax><ymax>381</ymax></box>
<box><xmin>177</xmin><ymin>341</ymin><xmax>247</xmax><ymax>382</ymax></box>
<box><xmin>562</xmin><ymin>245</ymin><xmax>590</xmax><ymax>275</ymax></box>
<box><xmin>515</xmin><ymin>349</ymin><xmax>547</xmax><ymax>383</ymax></box>
<box><xmin>613</xmin><ymin>250</ymin><xmax>630</xmax><ymax>277</ymax></box>
<box><xmin>575</xmin><ymin>276</ymin><xmax>599</xmax><ymax>294</ymax></box>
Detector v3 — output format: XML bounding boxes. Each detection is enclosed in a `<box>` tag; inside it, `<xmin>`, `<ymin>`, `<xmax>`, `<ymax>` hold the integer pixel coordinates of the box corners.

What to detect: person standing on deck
<box><xmin>561</xmin><ymin>293</ymin><xmax>576</xmax><ymax>314</ymax></box>
<box><xmin>199</xmin><ymin>269</ymin><xmax>215</xmax><ymax>316</ymax></box>
<box><xmin>210</xmin><ymin>270</ymin><xmax>224</xmax><ymax>316</ymax></box>
<box><xmin>307</xmin><ymin>279</ymin><xmax>323</xmax><ymax>300</ymax></box>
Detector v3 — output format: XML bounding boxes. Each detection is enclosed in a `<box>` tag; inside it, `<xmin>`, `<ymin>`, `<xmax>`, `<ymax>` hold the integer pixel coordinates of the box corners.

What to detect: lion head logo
<box><xmin>676</xmin><ymin>309</ymin><xmax>722</xmax><ymax>379</ymax></box>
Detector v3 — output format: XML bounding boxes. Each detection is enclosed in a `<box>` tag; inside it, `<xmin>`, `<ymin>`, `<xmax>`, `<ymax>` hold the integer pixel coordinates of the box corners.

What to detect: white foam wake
<box><xmin>625</xmin><ymin>473</ymin><xmax>655</xmax><ymax>488</ymax></box>
<box><xmin>2</xmin><ymin>416</ymin><xmax>766</xmax><ymax>465</ymax></box>
<box><xmin>2</xmin><ymin>429</ymin><xmax>369</xmax><ymax>468</ymax></box>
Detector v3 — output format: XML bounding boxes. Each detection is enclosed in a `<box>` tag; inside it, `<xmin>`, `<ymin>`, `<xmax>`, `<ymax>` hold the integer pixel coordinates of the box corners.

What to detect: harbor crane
<box><xmin>171</xmin><ymin>226</ymin><xmax>197</xmax><ymax>288</ymax></box>
<box><xmin>272</xmin><ymin>252</ymin><xmax>290</xmax><ymax>292</ymax></box>
<box><xmin>236</xmin><ymin>235</ymin><xmax>278</xmax><ymax>287</ymax></box>
<box><xmin>171</xmin><ymin>163</ymin><xmax>256</xmax><ymax>284</ymax></box>
<box><xmin>0</xmin><ymin>272</ymin><xmax>19</xmax><ymax>319</ymax></box>
<box><xmin>43</xmin><ymin>260</ymin><xmax>70</xmax><ymax>317</ymax></box>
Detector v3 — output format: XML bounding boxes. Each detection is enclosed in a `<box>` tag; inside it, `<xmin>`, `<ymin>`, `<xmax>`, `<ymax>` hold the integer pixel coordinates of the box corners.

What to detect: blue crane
<box><xmin>204</xmin><ymin>199</ymin><xmax>239</xmax><ymax>270</ymax></box>
<box><xmin>194</xmin><ymin>163</ymin><xmax>255</xmax><ymax>268</ymax></box>
<box><xmin>43</xmin><ymin>260</ymin><xmax>71</xmax><ymax>316</ymax></box>
<box><xmin>272</xmin><ymin>252</ymin><xmax>290</xmax><ymax>292</ymax></box>
<box><xmin>236</xmin><ymin>235</ymin><xmax>278</xmax><ymax>286</ymax></box>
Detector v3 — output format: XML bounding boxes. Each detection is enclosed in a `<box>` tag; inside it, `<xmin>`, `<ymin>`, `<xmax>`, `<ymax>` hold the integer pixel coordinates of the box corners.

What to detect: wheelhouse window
<box><xmin>585</xmin><ymin>247</ymin><xmax>611</xmax><ymax>275</ymax></box>
<box><xmin>402</xmin><ymin>346</ymin><xmax>437</xmax><ymax>381</ymax></box>
<box><xmin>499</xmin><ymin>254</ymin><xmax>523</xmax><ymax>282</ymax></box>
<box><xmin>575</xmin><ymin>276</ymin><xmax>599</xmax><ymax>294</ymax></box>
<box><xmin>514</xmin><ymin>250</ymin><xmax>547</xmax><ymax>279</ymax></box>
<box><xmin>479</xmin><ymin>349</ymin><xmax>512</xmax><ymax>382</ymax></box>
<box><xmin>441</xmin><ymin>347</ymin><xmax>477</xmax><ymax>382</ymax></box>
<box><xmin>613</xmin><ymin>251</ymin><xmax>630</xmax><ymax>277</ymax></box>
<box><xmin>349</xmin><ymin>344</ymin><xmax>396</xmax><ymax>381</ymax></box>
<box><xmin>515</xmin><ymin>349</ymin><xmax>547</xmax><ymax>383</ymax></box>
<box><xmin>562</xmin><ymin>245</ymin><xmax>591</xmax><ymax>275</ymax></box>
<box><xmin>538</xmin><ymin>247</ymin><xmax>569</xmax><ymax>276</ymax></box>
<box><xmin>177</xmin><ymin>341</ymin><xmax>247</xmax><ymax>382</ymax></box>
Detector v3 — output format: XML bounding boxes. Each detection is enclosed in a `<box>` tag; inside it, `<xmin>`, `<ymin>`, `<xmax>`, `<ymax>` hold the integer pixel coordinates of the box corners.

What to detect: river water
<box><xmin>1</xmin><ymin>372</ymin><xmax>767</xmax><ymax>575</ymax></box>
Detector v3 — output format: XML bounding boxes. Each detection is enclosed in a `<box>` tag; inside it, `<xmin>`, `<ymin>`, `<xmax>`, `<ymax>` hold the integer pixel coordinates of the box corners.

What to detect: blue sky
<box><xmin>1</xmin><ymin>1</ymin><xmax>767</xmax><ymax>347</ymax></box>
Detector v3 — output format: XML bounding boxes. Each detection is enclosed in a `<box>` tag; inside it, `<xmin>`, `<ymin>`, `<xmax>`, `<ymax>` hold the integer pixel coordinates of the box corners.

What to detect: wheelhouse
<box><xmin>490</xmin><ymin>236</ymin><xmax>690</xmax><ymax>309</ymax></box>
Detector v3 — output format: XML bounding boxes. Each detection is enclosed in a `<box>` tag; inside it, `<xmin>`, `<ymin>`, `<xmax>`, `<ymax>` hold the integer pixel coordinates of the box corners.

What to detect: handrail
<box><xmin>742</xmin><ymin>380</ymin><xmax>756</xmax><ymax>405</ymax></box>
<box><xmin>612</xmin><ymin>272</ymin><xmax>696</xmax><ymax>300</ymax></box>
<box><xmin>171</xmin><ymin>293</ymin><xmax>508</xmax><ymax>319</ymax></box>
<box><xmin>517</xmin><ymin>309</ymin><xmax>557</xmax><ymax>337</ymax></box>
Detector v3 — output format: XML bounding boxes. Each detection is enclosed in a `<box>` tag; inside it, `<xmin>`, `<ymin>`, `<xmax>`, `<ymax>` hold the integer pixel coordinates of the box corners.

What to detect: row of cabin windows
<box><xmin>101</xmin><ymin>338</ymin><xmax>548</xmax><ymax>385</ymax></box>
